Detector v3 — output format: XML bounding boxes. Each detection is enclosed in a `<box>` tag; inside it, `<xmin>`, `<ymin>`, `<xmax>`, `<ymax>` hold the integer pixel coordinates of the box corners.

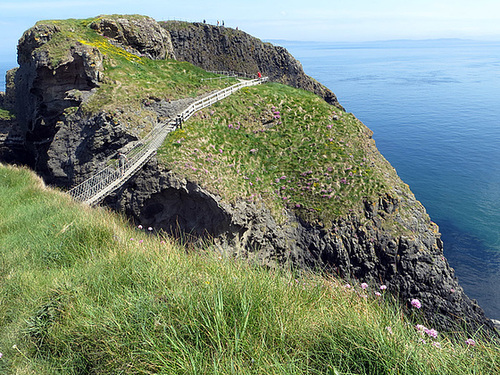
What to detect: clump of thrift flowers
<box><xmin>411</xmin><ymin>298</ymin><xmax>422</xmax><ymax>309</ymax></box>
<box><xmin>465</xmin><ymin>338</ymin><xmax>476</xmax><ymax>346</ymax></box>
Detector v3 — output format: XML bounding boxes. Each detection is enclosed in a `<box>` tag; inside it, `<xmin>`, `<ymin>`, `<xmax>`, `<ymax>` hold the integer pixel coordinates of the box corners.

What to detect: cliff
<box><xmin>161</xmin><ymin>21</ymin><xmax>342</xmax><ymax>109</ymax></box>
<box><xmin>0</xmin><ymin>15</ymin><xmax>495</xmax><ymax>336</ymax></box>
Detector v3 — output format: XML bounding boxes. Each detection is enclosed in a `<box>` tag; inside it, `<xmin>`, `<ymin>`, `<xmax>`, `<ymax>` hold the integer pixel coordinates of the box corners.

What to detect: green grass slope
<box><xmin>0</xmin><ymin>163</ymin><xmax>498</xmax><ymax>374</ymax></box>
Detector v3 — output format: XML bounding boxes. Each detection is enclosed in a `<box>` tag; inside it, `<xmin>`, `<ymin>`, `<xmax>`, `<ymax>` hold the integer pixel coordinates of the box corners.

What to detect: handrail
<box><xmin>68</xmin><ymin>76</ymin><xmax>268</xmax><ymax>205</ymax></box>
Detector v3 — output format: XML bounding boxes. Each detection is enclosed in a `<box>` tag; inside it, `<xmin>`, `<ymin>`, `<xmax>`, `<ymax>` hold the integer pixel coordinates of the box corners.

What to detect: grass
<box><xmin>157</xmin><ymin>82</ymin><xmax>408</xmax><ymax>227</ymax></box>
<box><xmin>0</xmin><ymin>163</ymin><xmax>499</xmax><ymax>374</ymax></box>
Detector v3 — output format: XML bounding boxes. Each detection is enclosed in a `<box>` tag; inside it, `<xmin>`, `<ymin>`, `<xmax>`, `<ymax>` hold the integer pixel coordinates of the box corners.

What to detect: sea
<box><xmin>1</xmin><ymin>38</ymin><xmax>499</xmax><ymax>319</ymax></box>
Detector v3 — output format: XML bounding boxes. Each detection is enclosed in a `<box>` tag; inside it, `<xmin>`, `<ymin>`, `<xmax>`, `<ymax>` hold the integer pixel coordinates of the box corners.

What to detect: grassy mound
<box><xmin>0</xmin><ymin>163</ymin><xmax>498</xmax><ymax>374</ymax></box>
<box><xmin>158</xmin><ymin>82</ymin><xmax>408</xmax><ymax>226</ymax></box>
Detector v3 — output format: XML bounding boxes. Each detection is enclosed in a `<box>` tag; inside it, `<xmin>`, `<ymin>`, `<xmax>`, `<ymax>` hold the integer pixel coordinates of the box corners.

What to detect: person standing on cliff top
<box><xmin>257</xmin><ymin>71</ymin><xmax>262</xmax><ymax>78</ymax></box>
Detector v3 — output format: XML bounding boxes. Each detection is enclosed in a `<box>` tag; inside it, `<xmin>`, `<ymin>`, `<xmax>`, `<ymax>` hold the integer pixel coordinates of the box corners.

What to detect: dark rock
<box><xmin>0</xmin><ymin>68</ymin><xmax>18</xmax><ymax>111</ymax></box>
<box><xmin>43</xmin><ymin>110</ymin><xmax>137</xmax><ymax>186</ymax></box>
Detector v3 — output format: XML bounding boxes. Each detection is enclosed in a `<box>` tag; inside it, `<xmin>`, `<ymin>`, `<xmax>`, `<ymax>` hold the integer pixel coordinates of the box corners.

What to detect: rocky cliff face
<box><xmin>1</xmin><ymin>16</ymin><xmax>176</xmax><ymax>186</ymax></box>
<box><xmin>1</xmin><ymin>16</ymin><xmax>496</xmax><ymax>336</ymax></box>
<box><xmin>9</xmin><ymin>22</ymin><xmax>106</xmax><ymax>183</ymax></box>
<box><xmin>161</xmin><ymin>21</ymin><xmax>342</xmax><ymax>109</ymax></box>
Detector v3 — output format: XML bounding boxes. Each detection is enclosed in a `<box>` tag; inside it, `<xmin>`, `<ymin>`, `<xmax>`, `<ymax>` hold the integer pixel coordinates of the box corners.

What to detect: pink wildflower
<box><xmin>465</xmin><ymin>338</ymin><xmax>476</xmax><ymax>346</ymax></box>
<box><xmin>380</xmin><ymin>285</ymin><xmax>387</xmax><ymax>290</ymax></box>
<box><xmin>425</xmin><ymin>328</ymin><xmax>438</xmax><ymax>338</ymax></box>
<box><xmin>411</xmin><ymin>298</ymin><xmax>422</xmax><ymax>309</ymax></box>
<box><xmin>360</xmin><ymin>282</ymin><xmax>368</xmax><ymax>290</ymax></box>
<box><xmin>375</xmin><ymin>291</ymin><xmax>382</xmax><ymax>297</ymax></box>
<box><xmin>432</xmin><ymin>341</ymin><xmax>442</xmax><ymax>348</ymax></box>
<box><xmin>148</xmin><ymin>227</ymin><xmax>153</xmax><ymax>231</ymax></box>
<box><xmin>137</xmin><ymin>225</ymin><xmax>143</xmax><ymax>229</ymax></box>
<box><xmin>416</xmin><ymin>324</ymin><xmax>427</xmax><ymax>333</ymax></box>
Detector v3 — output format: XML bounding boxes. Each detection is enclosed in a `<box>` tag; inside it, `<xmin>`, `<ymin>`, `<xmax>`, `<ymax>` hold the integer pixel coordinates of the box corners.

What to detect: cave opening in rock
<box><xmin>138</xmin><ymin>186</ymin><xmax>230</xmax><ymax>240</ymax></box>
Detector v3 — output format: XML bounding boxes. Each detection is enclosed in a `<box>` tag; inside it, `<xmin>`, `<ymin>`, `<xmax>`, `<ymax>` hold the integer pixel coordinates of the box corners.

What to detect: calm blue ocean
<box><xmin>1</xmin><ymin>39</ymin><xmax>499</xmax><ymax>318</ymax></box>
<box><xmin>276</xmin><ymin>39</ymin><xmax>500</xmax><ymax>319</ymax></box>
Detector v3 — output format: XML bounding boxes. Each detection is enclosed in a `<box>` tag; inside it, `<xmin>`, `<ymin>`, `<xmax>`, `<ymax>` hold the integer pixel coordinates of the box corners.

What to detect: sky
<box><xmin>1</xmin><ymin>0</ymin><xmax>500</xmax><ymax>63</ymax></box>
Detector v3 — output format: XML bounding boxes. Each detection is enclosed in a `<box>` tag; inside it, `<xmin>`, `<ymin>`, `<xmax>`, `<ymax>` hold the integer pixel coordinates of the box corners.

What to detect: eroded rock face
<box><xmin>44</xmin><ymin>111</ymin><xmax>138</xmax><ymax>186</ymax></box>
<box><xmin>105</xmin><ymin>160</ymin><xmax>496</xmax><ymax>336</ymax></box>
<box><xmin>161</xmin><ymin>21</ymin><xmax>342</xmax><ymax>109</ymax></box>
<box><xmin>10</xmin><ymin>23</ymin><xmax>106</xmax><ymax>179</ymax></box>
<box><xmin>90</xmin><ymin>16</ymin><xmax>175</xmax><ymax>60</ymax></box>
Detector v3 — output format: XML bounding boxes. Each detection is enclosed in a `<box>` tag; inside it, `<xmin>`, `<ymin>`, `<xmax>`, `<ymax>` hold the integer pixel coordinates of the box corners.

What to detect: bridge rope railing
<box><xmin>207</xmin><ymin>71</ymin><xmax>259</xmax><ymax>80</ymax></box>
<box><xmin>68</xmin><ymin>76</ymin><xmax>268</xmax><ymax>205</ymax></box>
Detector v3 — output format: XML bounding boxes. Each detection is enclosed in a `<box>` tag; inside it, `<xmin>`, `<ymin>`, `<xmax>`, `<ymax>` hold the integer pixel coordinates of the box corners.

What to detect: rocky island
<box><xmin>0</xmin><ymin>15</ymin><xmax>496</xmax><ymax>337</ymax></box>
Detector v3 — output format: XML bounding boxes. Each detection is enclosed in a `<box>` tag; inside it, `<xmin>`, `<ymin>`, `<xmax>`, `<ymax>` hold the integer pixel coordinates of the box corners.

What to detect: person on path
<box><xmin>257</xmin><ymin>71</ymin><xmax>262</xmax><ymax>78</ymax></box>
<box><xmin>118</xmin><ymin>152</ymin><xmax>128</xmax><ymax>175</ymax></box>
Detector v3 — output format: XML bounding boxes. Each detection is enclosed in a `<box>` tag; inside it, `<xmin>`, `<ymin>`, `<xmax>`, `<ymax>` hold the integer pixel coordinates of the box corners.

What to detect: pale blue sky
<box><xmin>1</xmin><ymin>0</ymin><xmax>500</xmax><ymax>61</ymax></box>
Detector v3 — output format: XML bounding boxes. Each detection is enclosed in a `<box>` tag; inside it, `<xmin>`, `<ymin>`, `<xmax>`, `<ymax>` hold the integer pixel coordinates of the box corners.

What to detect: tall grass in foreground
<box><xmin>0</xmin><ymin>163</ymin><xmax>499</xmax><ymax>374</ymax></box>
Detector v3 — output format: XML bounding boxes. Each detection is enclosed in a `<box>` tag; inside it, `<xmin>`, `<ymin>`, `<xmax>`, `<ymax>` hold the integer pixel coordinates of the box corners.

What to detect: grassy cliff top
<box><xmin>0</xmin><ymin>163</ymin><xmax>498</xmax><ymax>373</ymax></box>
<box><xmin>158</xmin><ymin>81</ymin><xmax>412</xmax><ymax>226</ymax></box>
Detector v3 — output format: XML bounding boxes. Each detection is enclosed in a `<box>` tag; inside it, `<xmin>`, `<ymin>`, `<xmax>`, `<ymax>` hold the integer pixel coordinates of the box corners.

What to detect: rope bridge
<box><xmin>68</xmin><ymin>75</ymin><xmax>268</xmax><ymax>206</ymax></box>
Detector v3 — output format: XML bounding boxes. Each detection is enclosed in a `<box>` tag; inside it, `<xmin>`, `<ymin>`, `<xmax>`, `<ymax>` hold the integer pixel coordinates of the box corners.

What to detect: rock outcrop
<box><xmin>161</xmin><ymin>21</ymin><xmax>342</xmax><ymax>109</ymax></box>
<box><xmin>10</xmin><ymin>22</ymin><xmax>106</xmax><ymax>182</ymax></box>
<box><xmin>0</xmin><ymin>16</ymin><xmax>176</xmax><ymax>186</ymax></box>
<box><xmin>90</xmin><ymin>16</ymin><xmax>175</xmax><ymax>60</ymax></box>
